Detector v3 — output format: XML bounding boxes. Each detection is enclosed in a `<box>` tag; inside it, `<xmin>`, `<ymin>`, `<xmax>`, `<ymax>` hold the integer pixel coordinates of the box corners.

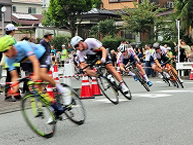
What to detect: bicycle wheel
<box><xmin>162</xmin><ymin>72</ymin><xmax>171</xmax><ymax>86</ymax></box>
<box><xmin>135</xmin><ymin>71</ymin><xmax>150</xmax><ymax>92</ymax></box>
<box><xmin>22</xmin><ymin>93</ymin><xmax>56</xmax><ymax>138</ymax></box>
<box><xmin>96</xmin><ymin>75</ymin><xmax>119</xmax><ymax>105</ymax></box>
<box><xmin>60</xmin><ymin>84</ymin><xmax>86</xmax><ymax>125</ymax></box>
<box><xmin>168</xmin><ymin>71</ymin><xmax>179</xmax><ymax>88</ymax></box>
<box><xmin>170</xmin><ymin>69</ymin><xmax>184</xmax><ymax>88</ymax></box>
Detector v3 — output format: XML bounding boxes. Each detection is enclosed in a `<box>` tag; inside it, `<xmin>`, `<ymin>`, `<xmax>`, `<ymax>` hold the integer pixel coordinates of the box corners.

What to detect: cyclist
<box><xmin>0</xmin><ymin>36</ymin><xmax>72</xmax><ymax>115</ymax></box>
<box><xmin>149</xmin><ymin>42</ymin><xmax>171</xmax><ymax>79</ymax></box>
<box><xmin>117</xmin><ymin>44</ymin><xmax>153</xmax><ymax>87</ymax></box>
<box><xmin>70</xmin><ymin>36</ymin><xmax>130</xmax><ymax>97</ymax></box>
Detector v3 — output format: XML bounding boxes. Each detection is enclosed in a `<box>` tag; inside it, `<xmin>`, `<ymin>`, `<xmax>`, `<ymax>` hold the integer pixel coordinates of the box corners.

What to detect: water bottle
<box><xmin>107</xmin><ymin>74</ymin><xmax>115</xmax><ymax>83</ymax></box>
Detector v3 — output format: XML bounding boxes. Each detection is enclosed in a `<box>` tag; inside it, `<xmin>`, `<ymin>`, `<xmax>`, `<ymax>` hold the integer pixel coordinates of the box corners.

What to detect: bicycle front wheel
<box><xmin>135</xmin><ymin>71</ymin><xmax>150</xmax><ymax>92</ymax></box>
<box><xmin>22</xmin><ymin>93</ymin><xmax>56</xmax><ymax>138</ymax></box>
<box><xmin>61</xmin><ymin>84</ymin><xmax>86</xmax><ymax>125</ymax></box>
<box><xmin>96</xmin><ymin>76</ymin><xmax>119</xmax><ymax>105</ymax></box>
<box><xmin>170</xmin><ymin>69</ymin><xmax>184</xmax><ymax>88</ymax></box>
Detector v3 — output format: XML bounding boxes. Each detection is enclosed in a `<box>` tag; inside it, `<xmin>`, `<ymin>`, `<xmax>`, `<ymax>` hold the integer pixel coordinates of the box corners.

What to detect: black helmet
<box><xmin>153</xmin><ymin>42</ymin><xmax>160</xmax><ymax>49</ymax></box>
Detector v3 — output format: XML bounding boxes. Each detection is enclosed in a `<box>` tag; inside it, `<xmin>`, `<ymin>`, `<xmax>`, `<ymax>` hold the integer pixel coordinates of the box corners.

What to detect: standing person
<box><xmin>71</xmin><ymin>36</ymin><xmax>131</xmax><ymax>98</ymax></box>
<box><xmin>51</xmin><ymin>45</ymin><xmax>56</xmax><ymax>56</ymax></box>
<box><xmin>56</xmin><ymin>50</ymin><xmax>61</xmax><ymax>66</ymax></box>
<box><xmin>39</xmin><ymin>31</ymin><xmax>53</xmax><ymax>71</ymax></box>
<box><xmin>61</xmin><ymin>45</ymin><xmax>68</xmax><ymax>66</ymax></box>
<box><xmin>4</xmin><ymin>23</ymin><xmax>21</xmax><ymax>102</ymax></box>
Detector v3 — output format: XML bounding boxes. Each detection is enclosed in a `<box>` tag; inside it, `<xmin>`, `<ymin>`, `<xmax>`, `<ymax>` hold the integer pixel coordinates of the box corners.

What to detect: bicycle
<box><xmin>80</xmin><ymin>57</ymin><xmax>132</xmax><ymax>105</ymax></box>
<box><xmin>124</xmin><ymin>62</ymin><xmax>150</xmax><ymax>92</ymax></box>
<box><xmin>0</xmin><ymin>76</ymin><xmax>86</xmax><ymax>138</ymax></box>
<box><xmin>162</xmin><ymin>59</ymin><xmax>184</xmax><ymax>88</ymax></box>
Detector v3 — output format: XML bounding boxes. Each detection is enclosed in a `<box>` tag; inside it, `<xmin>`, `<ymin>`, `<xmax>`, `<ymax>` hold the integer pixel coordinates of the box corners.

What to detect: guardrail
<box><xmin>176</xmin><ymin>62</ymin><xmax>193</xmax><ymax>76</ymax></box>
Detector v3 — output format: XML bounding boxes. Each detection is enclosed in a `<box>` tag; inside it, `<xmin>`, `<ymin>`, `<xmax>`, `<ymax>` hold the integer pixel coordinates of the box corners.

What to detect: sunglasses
<box><xmin>74</xmin><ymin>43</ymin><xmax>79</xmax><ymax>48</ymax></box>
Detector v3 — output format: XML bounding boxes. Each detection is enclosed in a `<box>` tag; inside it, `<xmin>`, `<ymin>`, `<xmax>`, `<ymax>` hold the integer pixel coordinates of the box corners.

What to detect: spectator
<box><xmin>39</xmin><ymin>31</ymin><xmax>53</xmax><ymax>71</ymax></box>
<box><xmin>188</xmin><ymin>45</ymin><xmax>193</xmax><ymax>62</ymax></box>
<box><xmin>61</xmin><ymin>45</ymin><xmax>68</xmax><ymax>66</ymax></box>
<box><xmin>56</xmin><ymin>50</ymin><xmax>61</xmax><ymax>66</ymax></box>
<box><xmin>4</xmin><ymin>24</ymin><xmax>21</xmax><ymax>102</ymax></box>
<box><xmin>180</xmin><ymin>39</ymin><xmax>191</xmax><ymax>61</ymax></box>
<box><xmin>51</xmin><ymin>45</ymin><xmax>56</xmax><ymax>56</ymax></box>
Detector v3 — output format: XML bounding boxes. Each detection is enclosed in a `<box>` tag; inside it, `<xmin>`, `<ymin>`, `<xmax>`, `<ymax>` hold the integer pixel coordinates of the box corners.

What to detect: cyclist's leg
<box><xmin>106</xmin><ymin>63</ymin><xmax>130</xmax><ymax>94</ymax></box>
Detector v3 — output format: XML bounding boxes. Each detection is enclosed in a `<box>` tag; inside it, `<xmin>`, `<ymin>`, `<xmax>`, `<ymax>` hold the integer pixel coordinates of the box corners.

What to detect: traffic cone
<box><xmin>91</xmin><ymin>77</ymin><xmax>101</xmax><ymax>96</ymax></box>
<box><xmin>189</xmin><ymin>64</ymin><xmax>193</xmax><ymax>80</ymax></box>
<box><xmin>53</xmin><ymin>65</ymin><xmax>60</xmax><ymax>84</ymax></box>
<box><xmin>80</xmin><ymin>76</ymin><xmax>94</xmax><ymax>99</ymax></box>
<box><xmin>46</xmin><ymin>84</ymin><xmax>55</xmax><ymax>103</ymax></box>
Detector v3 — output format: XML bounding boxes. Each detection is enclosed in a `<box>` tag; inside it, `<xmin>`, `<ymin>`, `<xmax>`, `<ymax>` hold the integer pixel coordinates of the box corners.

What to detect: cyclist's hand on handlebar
<box><xmin>100</xmin><ymin>58</ymin><xmax>106</xmax><ymax>64</ymax></box>
<box><xmin>95</xmin><ymin>60</ymin><xmax>102</xmax><ymax>64</ymax></box>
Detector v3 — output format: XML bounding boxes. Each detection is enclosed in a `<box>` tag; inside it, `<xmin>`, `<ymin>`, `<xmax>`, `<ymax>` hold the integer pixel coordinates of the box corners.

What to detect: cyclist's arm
<box><xmin>154</xmin><ymin>59</ymin><xmax>162</xmax><ymax>69</ymax></box>
<box><xmin>100</xmin><ymin>46</ymin><xmax>107</xmax><ymax>62</ymax></box>
<box><xmin>9</xmin><ymin>70</ymin><xmax>19</xmax><ymax>93</ymax></box>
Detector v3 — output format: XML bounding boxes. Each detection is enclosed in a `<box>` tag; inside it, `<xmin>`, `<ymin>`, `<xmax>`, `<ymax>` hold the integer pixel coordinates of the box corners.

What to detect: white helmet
<box><xmin>119</xmin><ymin>44</ymin><xmax>128</xmax><ymax>52</ymax></box>
<box><xmin>70</xmin><ymin>36</ymin><xmax>83</xmax><ymax>47</ymax></box>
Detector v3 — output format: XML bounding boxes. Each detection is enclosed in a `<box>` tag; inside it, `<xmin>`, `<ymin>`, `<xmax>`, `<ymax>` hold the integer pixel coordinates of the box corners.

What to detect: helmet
<box><xmin>153</xmin><ymin>42</ymin><xmax>160</xmax><ymax>49</ymax></box>
<box><xmin>70</xmin><ymin>36</ymin><xmax>83</xmax><ymax>47</ymax></box>
<box><xmin>119</xmin><ymin>44</ymin><xmax>128</xmax><ymax>52</ymax></box>
<box><xmin>0</xmin><ymin>36</ymin><xmax>15</xmax><ymax>52</ymax></box>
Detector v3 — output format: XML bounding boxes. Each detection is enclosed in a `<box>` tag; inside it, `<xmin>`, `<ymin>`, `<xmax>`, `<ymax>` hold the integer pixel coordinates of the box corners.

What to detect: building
<box><xmin>0</xmin><ymin>0</ymin><xmax>70</xmax><ymax>40</ymax></box>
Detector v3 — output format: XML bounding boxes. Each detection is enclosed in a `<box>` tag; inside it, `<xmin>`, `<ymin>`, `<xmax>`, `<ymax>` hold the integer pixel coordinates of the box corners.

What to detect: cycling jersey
<box><xmin>6</xmin><ymin>41</ymin><xmax>46</xmax><ymax>71</ymax></box>
<box><xmin>76</xmin><ymin>38</ymin><xmax>112</xmax><ymax>64</ymax></box>
<box><xmin>117</xmin><ymin>48</ymin><xmax>137</xmax><ymax>65</ymax></box>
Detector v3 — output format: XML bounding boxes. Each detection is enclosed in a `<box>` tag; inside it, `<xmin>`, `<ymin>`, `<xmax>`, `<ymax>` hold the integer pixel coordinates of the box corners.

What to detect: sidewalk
<box><xmin>0</xmin><ymin>92</ymin><xmax>22</xmax><ymax>115</ymax></box>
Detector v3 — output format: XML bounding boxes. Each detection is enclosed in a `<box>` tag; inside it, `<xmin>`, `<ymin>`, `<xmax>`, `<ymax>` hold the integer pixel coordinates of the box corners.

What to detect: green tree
<box><xmin>42</xmin><ymin>0</ymin><xmax>94</xmax><ymax>37</ymax></box>
<box><xmin>89</xmin><ymin>19</ymin><xmax>118</xmax><ymax>38</ymax></box>
<box><xmin>174</xmin><ymin>0</ymin><xmax>193</xmax><ymax>39</ymax></box>
<box><xmin>120</xmin><ymin>0</ymin><xmax>165</xmax><ymax>41</ymax></box>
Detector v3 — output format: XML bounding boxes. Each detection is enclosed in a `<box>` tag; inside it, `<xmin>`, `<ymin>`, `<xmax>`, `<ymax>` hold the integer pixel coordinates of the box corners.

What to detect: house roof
<box><xmin>156</xmin><ymin>9</ymin><xmax>174</xmax><ymax>17</ymax></box>
<box><xmin>82</xmin><ymin>8</ymin><xmax>117</xmax><ymax>16</ymax></box>
<box><xmin>12</xmin><ymin>12</ymin><xmax>43</xmax><ymax>26</ymax></box>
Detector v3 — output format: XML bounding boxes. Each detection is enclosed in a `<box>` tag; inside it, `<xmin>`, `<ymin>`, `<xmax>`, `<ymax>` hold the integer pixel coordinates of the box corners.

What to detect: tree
<box><xmin>120</xmin><ymin>0</ymin><xmax>165</xmax><ymax>41</ymax></box>
<box><xmin>42</xmin><ymin>0</ymin><xmax>95</xmax><ymax>37</ymax></box>
<box><xmin>89</xmin><ymin>19</ymin><xmax>118</xmax><ymax>39</ymax></box>
<box><xmin>174</xmin><ymin>0</ymin><xmax>193</xmax><ymax>40</ymax></box>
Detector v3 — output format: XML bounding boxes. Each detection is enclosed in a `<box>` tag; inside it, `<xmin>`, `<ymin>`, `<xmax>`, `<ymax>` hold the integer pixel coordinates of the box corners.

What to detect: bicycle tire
<box><xmin>135</xmin><ymin>71</ymin><xmax>150</xmax><ymax>92</ymax></box>
<box><xmin>22</xmin><ymin>93</ymin><xmax>56</xmax><ymax>138</ymax></box>
<box><xmin>96</xmin><ymin>75</ymin><xmax>119</xmax><ymax>105</ymax></box>
<box><xmin>60</xmin><ymin>84</ymin><xmax>86</xmax><ymax>125</ymax></box>
<box><xmin>162</xmin><ymin>72</ymin><xmax>171</xmax><ymax>86</ymax></box>
<box><xmin>170</xmin><ymin>69</ymin><xmax>184</xmax><ymax>88</ymax></box>
<box><xmin>168</xmin><ymin>71</ymin><xmax>179</xmax><ymax>88</ymax></box>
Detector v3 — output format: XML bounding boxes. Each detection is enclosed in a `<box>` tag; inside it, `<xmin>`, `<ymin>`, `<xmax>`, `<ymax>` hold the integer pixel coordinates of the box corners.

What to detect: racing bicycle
<box><xmin>0</xmin><ymin>77</ymin><xmax>86</xmax><ymax>138</ymax></box>
<box><xmin>80</xmin><ymin>57</ymin><xmax>132</xmax><ymax>105</ymax></box>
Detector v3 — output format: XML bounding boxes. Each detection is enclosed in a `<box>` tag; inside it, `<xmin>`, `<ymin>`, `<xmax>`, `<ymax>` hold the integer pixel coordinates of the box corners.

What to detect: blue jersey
<box><xmin>6</xmin><ymin>41</ymin><xmax>46</xmax><ymax>71</ymax></box>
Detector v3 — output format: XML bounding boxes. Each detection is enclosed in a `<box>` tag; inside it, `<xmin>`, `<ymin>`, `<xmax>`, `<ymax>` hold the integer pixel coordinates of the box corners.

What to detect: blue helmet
<box><xmin>70</xmin><ymin>36</ymin><xmax>83</xmax><ymax>47</ymax></box>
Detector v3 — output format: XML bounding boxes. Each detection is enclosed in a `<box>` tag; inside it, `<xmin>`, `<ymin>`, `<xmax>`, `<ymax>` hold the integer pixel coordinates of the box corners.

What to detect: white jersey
<box><xmin>117</xmin><ymin>48</ymin><xmax>136</xmax><ymax>64</ymax></box>
<box><xmin>150</xmin><ymin>46</ymin><xmax>167</xmax><ymax>60</ymax></box>
<box><xmin>76</xmin><ymin>38</ymin><xmax>102</xmax><ymax>62</ymax></box>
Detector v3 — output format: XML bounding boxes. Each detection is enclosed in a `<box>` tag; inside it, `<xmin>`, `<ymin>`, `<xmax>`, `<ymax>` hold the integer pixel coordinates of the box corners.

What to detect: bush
<box><xmin>102</xmin><ymin>36</ymin><xmax>133</xmax><ymax>51</ymax></box>
<box><xmin>50</xmin><ymin>35</ymin><xmax>71</xmax><ymax>51</ymax></box>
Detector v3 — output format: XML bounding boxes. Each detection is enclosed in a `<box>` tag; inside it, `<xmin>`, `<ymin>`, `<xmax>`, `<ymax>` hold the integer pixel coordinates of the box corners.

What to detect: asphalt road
<box><xmin>0</xmin><ymin>77</ymin><xmax>193</xmax><ymax>145</ymax></box>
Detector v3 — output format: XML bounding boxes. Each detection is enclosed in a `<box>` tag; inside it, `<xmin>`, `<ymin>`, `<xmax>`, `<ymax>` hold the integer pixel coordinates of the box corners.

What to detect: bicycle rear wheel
<box><xmin>61</xmin><ymin>84</ymin><xmax>86</xmax><ymax>125</ymax></box>
<box><xmin>22</xmin><ymin>93</ymin><xmax>56</xmax><ymax>138</ymax></box>
<box><xmin>96</xmin><ymin>76</ymin><xmax>119</xmax><ymax>105</ymax></box>
<box><xmin>135</xmin><ymin>71</ymin><xmax>150</xmax><ymax>92</ymax></box>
